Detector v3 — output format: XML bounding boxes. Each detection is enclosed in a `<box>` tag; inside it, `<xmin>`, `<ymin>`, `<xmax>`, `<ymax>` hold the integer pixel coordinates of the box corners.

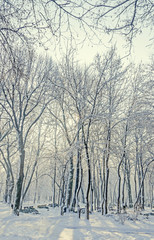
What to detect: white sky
<box><xmin>69</xmin><ymin>27</ymin><xmax>153</xmax><ymax>64</ymax></box>
<box><xmin>37</xmin><ymin>16</ymin><xmax>153</xmax><ymax>66</ymax></box>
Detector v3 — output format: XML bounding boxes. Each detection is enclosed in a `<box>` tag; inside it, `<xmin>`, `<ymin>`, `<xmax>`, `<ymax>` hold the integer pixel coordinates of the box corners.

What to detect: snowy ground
<box><xmin>0</xmin><ymin>203</ymin><xmax>154</xmax><ymax>240</ymax></box>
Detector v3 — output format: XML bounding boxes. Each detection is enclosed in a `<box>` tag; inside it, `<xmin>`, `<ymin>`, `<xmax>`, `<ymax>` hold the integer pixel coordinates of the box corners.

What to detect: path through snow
<box><xmin>0</xmin><ymin>203</ymin><xmax>154</xmax><ymax>239</ymax></box>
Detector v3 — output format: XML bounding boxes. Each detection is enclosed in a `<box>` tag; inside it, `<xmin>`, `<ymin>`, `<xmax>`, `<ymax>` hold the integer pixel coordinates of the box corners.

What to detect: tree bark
<box><xmin>126</xmin><ymin>158</ymin><xmax>133</xmax><ymax>207</ymax></box>
<box><xmin>84</xmin><ymin>141</ymin><xmax>91</xmax><ymax>220</ymax></box>
<box><xmin>66</xmin><ymin>153</ymin><xmax>74</xmax><ymax>208</ymax></box>
<box><xmin>71</xmin><ymin>144</ymin><xmax>80</xmax><ymax>209</ymax></box>
<box><xmin>14</xmin><ymin>133</ymin><xmax>25</xmax><ymax>215</ymax></box>
<box><xmin>53</xmin><ymin>162</ymin><xmax>56</xmax><ymax>208</ymax></box>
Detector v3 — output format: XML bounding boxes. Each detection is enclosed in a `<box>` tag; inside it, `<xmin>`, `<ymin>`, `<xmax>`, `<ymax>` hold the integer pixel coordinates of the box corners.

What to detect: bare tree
<box><xmin>1</xmin><ymin>0</ymin><xmax>153</xmax><ymax>54</ymax></box>
<box><xmin>0</xmin><ymin>49</ymin><xmax>54</xmax><ymax>215</ymax></box>
<box><xmin>0</xmin><ymin>136</ymin><xmax>16</xmax><ymax>204</ymax></box>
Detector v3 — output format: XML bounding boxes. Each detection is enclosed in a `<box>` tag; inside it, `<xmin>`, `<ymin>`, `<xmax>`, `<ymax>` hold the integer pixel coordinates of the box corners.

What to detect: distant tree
<box><xmin>0</xmin><ymin>136</ymin><xmax>16</xmax><ymax>204</ymax></box>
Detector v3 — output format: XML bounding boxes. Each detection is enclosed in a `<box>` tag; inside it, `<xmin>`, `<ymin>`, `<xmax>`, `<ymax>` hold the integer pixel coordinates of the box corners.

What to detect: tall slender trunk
<box><xmin>93</xmin><ymin>161</ymin><xmax>97</xmax><ymax>211</ymax></box>
<box><xmin>66</xmin><ymin>153</ymin><xmax>74</xmax><ymax>208</ymax></box>
<box><xmin>4</xmin><ymin>172</ymin><xmax>10</xmax><ymax>203</ymax></box>
<box><xmin>90</xmin><ymin>183</ymin><xmax>94</xmax><ymax>212</ymax></box>
<box><xmin>33</xmin><ymin>167</ymin><xmax>38</xmax><ymax>204</ymax></box>
<box><xmin>104</xmin><ymin>124</ymin><xmax>111</xmax><ymax>215</ymax></box>
<box><xmin>104</xmin><ymin>166</ymin><xmax>109</xmax><ymax>214</ymax></box>
<box><xmin>137</xmin><ymin>164</ymin><xmax>142</xmax><ymax>206</ymax></box>
<box><xmin>140</xmin><ymin>153</ymin><xmax>144</xmax><ymax>210</ymax></box>
<box><xmin>71</xmin><ymin>134</ymin><xmax>81</xmax><ymax>209</ymax></box>
<box><xmin>122</xmin><ymin>162</ymin><xmax>126</xmax><ymax>210</ymax></box>
<box><xmin>117</xmin><ymin>123</ymin><xmax>128</xmax><ymax>213</ymax></box>
<box><xmin>1</xmin><ymin>144</ymin><xmax>14</xmax><ymax>204</ymax></box>
<box><xmin>117</xmin><ymin>159</ymin><xmax>122</xmax><ymax>214</ymax></box>
<box><xmin>60</xmin><ymin>165</ymin><xmax>67</xmax><ymax>215</ymax></box>
<box><xmin>134</xmin><ymin>159</ymin><xmax>154</xmax><ymax>210</ymax></box>
<box><xmin>84</xmin><ymin>141</ymin><xmax>91</xmax><ymax>220</ymax></box>
<box><xmin>136</xmin><ymin>135</ymin><xmax>142</xmax><ymax>206</ymax></box>
<box><xmin>150</xmin><ymin>184</ymin><xmax>153</xmax><ymax>209</ymax></box>
<box><xmin>126</xmin><ymin>158</ymin><xmax>133</xmax><ymax>207</ymax></box>
<box><xmin>101</xmin><ymin>147</ymin><xmax>106</xmax><ymax>215</ymax></box>
<box><xmin>96</xmin><ymin>158</ymin><xmax>101</xmax><ymax>210</ymax></box>
<box><xmin>77</xmin><ymin>166</ymin><xmax>83</xmax><ymax>218</ymax></box>
<box><xmin>53</xmin><ymin>162</ymin><xmax>56</xmax><ymax>207</ymax></box>
<box><xmin>8</xmin><ymin>179</ymin><xmax>14</xmax><ymax>204</ymax></box>
<box><xmin>134</xmin><ymin>163</ymin><xmax>137</xmax><ymax>199</ymax></box>
<box><xmin>81</xmin><ymin>186</ymin><xmax>85</xmax><ymax>204</ymax></box>
<box><xmin>134</xmin><ymin>135</ymin><xmax>139</xmax><ymax>199</ymax></box>
<box><xmin>96</xmin><ymin>166</ymin><xmax>100</xmax><ymax>210</ymax></box>
<box><xmin>14</xmin><ymin>133</ymin><xmax>25</xmax><ymax>215</ymax></box>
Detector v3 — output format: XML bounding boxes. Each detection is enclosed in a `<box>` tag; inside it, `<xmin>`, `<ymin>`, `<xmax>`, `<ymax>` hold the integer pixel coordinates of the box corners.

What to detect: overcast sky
<box><xmin>36</xmin><ymin>4</ymin><xmax>153</xmax><ymax>66</ymax></box>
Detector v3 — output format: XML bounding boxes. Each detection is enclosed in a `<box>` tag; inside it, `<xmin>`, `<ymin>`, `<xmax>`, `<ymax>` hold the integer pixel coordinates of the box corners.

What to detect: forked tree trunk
<box><xmin>134</xmin><ymin>159</ymin><xmax>154</xmax><ymax>210</ymax></box>
<box><xmin>140</xmin><ymin>153</ymin><xmax>144</xmax><ymax>210</ymax></box>
<box><xmin>20</xmin><ymin>159</ymin><xmax>38</xmax><ymax>208</ymax></box>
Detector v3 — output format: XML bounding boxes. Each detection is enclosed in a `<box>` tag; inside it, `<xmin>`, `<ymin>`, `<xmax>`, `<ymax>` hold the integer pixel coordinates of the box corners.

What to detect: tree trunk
<box><xmin>8</xmin><ymin>179</ymin><xmax>14</xmax><ymax>204</ymax></box>
<box><xmin>21</xmin><ymin>159</ymin><xmax>38</xmax><ymax>208</ymax></box>
<box><xmin>150</xmin><ymin>184</ymin><xmax>153</xmax><ymax>209</ymax></box>
<box><xmin>4</xmin><ymin>172</ymin><xmax>10</xmax><ymax>203</ymax></box>
<box><xmin>122</xmin><ymin>163</ymin><xmax>126</xmax><ymax>210</ymax></box>
<box><xmin>96</xmin><ymin>167</ymin><xmax>100</xmax><ymax>210</ymax></box>
<box><xmin>134</xmin><ymin>159</ymin><xmax>154</xmax><ymax>210</ymax></box>
<box><xmin>104</xmin><ymin>167</ymin><xmax>109</xmax><ymax>214</ymax></box>
<box><xmin>60</xmin><ymin>165</ymin><xmax>67</xmax><ymax>215</ymax></box>
<box><xmin>14</xmin><ymin>134</ymin><xmax>25</xmax><ymax>215</ymax></box>
<box><xmin>126</xmin><ymin>158</ymin><xmax>133</xmax><ymax>207</ymax></box>
<box><xmin>90</xmin><ymin>184</ymin><xmax>94</xmax><ymax>212</ymax></box>
<box><xmin>104</xmin><ymin>125</ymin><xmax>111</xmax><ymax>215</ymax></box>
<box><xmin>33</xmin><ymin>166</ymin><xmax>38</xmax><ymax>204</ymax></box>
<box><xmin>0</xmin><ymin>144</ymin><xmax>14</xmax><ymax>204</ymax></box>
<box><xmin>66</xmin><ymin>153</ymin><xmax>74</xmax><ymax>208</ymax></box>
<box><xmin>71</xmin><ymin>148</ymin><xmax>80</xmax><ymax>209</ymax></box>
<box><xmin>93</xmin><ymin>163</ymin><xmax>97</xmax><ymax>211</ymax></box>
<box><xmin>117</xmin><ymin>122</ymin><xmax>128</xmax><ymax>213</ymax></box>
<box><xmin>53</xmin><ymin>162</ymin><xmax>56</xmax><ymax>208</ymax></box>
<box><xmin>117</xmin><ymin>162</ymin><xmax>121</xmax><ymax>214</ymax></box>
<box><xmin>77</xmin><ymin>167</ymin><xmax>83</xmax><ymax>218</ymax></box>
<box><xmin>117</xmin><ymin>152</ymin><xmax>125</xmax><ymax>213</ymax></box>
<box><xmin>101</xmin><ymin>149</ymin><xmax>106</xmax><ymax>215</ymax></box>
<box><xmin>85</xmin><ymin>141</ymin><xmax>91</xmax><ymax>220</ymax></box>
<box><xmin>140</xmin><ymin>153</ymin><xmax>144</xmax><ymax>210</ymax></box>
<box><xmin>81</xmin><ymin>186</ymin><xmax>85</xmax><ymax>204</ymax></box>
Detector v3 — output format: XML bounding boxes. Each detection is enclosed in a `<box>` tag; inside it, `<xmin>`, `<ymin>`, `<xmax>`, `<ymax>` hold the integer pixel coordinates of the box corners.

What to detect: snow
<box><xmin>0</xmin><ymin>203</ymin><xmax>154</xmax><ymax>240</ymax></box>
